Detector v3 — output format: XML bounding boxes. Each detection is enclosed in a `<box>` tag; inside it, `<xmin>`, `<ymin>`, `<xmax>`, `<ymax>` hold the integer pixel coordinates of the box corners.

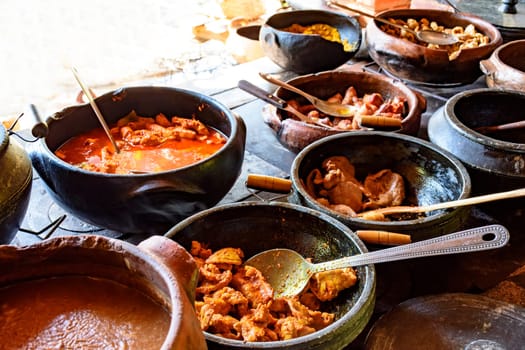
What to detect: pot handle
<box><xmin>246</xmin><ymin>173</ymin><xmax>292</xmax><ymax>193</ymax></box>
<box><xmin>138</xmin><ymin>236</ymin><xmax>199</xmax><ymax>303</ymax></box>
<box><xmin>129</xmin><ymin>179</ymin><xmax>205</xmax><ymax>197</ymax></box>
<box><xmin>479</xmin><ymin>59</ymin><xmax>496</xmax><ymax>76</ymax></box>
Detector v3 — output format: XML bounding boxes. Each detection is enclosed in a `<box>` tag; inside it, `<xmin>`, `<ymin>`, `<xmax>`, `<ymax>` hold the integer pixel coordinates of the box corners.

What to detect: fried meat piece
<box><xmin>231</xmin><ymin>265</ymin><xmax>274</xmax><ymax>307</ymax></box>
<box><xmin>310</xmin><ymin>267</ymin><xmax>358</xmax><ymax>302</ymax></box>
<box><xmin>237</xmin><ymin>303</ymin><xmax>279</xmax><ymax>342</ymax></box>
<box><xmin>196</xmin><ymin>263</ymin><xmax>233</xmax><ymax>295</ymax></box>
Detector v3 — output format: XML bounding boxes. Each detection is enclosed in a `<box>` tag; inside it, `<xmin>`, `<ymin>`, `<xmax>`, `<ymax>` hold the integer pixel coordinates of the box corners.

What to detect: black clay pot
<box><xmin>259</xmin><ymin>9</ymin><xmax>362</xmax><ymax>74</ymax></box>
<box><xmin>165</xmin><ymin>201</ymin><xmax>375</xmax><ymax>350</ymax></box>
<box><xmin>0</xmin><ymin>125</ymin><xmax>32</xmax><ymax>244</ymax></box>
<box><xmin>289</xmin><ymin>131</ymin><xmax>472</xmax><ymax>240</ymax></box>
<box><xmin>428</xmin><ymin>88</ymin><xmax>525</xmax><ymax>193</ymax></box>
<box><xmin>28</xmin><ymin>86</ymin><xmax>246</xmax><ymax>235</ymax></box>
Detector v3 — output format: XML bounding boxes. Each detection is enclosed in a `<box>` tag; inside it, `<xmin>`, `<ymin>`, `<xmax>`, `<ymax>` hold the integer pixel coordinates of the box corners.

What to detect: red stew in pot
<box><xmin>54</xmin><ymin>110</ymin><xmax>227</xmax><ymax>174</ymax></box>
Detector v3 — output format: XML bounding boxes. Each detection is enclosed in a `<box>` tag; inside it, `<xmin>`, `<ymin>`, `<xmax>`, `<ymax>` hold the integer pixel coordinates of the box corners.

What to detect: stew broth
<box><xmin>0</xmin><ymin>275</ymin><xmax>171</xmax><ymax>349</ymax></box>
<box><xmin>55</xmin><ymin>111</ymin><xmax>226</xmax><ymax>174</ymax></box>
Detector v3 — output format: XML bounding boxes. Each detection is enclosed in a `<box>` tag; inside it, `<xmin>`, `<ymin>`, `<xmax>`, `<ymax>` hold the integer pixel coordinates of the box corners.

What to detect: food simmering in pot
<box><xmin>0</xmin><ymin>275</ymin><xmax>171</xmax><ymax>349</ymax></box>
<box><xmin>281</xmin><ymin>23</ymin><xmax>357</xmax><ymax>52</ymax></box>
<box><xmin>191</xmin><ymin>241</ymin><xmax>357</xmax><ymax>341</ymax></box>
<box><xmin>303</xmin><ymin>155</ymin><xmax>421</xmax><ymax>220</ymax></box>
<box><xmin>54</xmin><ymin>110</ymin><xmax>226</xmax><ymax>174</ymax></box>
<box><xmin>380</xmin><ymin>17</ymin><xmax>490</xmax><ymax>60</ymax></box>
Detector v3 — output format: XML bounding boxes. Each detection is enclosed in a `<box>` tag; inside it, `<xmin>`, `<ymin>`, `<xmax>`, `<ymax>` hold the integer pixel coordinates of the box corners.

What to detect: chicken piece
<box><xmin>327</xmin><ymin>92</ymin><xmax>343</xmax><ymax>104</ymax></box>
<box><xmin>322</xmin><ymin>180</ymin><xmax>363</xmax><ymax>213</ymax></box>
<box><xmin>231</xmin><ymin>265</ymin><xmax>274</xmax><ymax>308</ymax></box>
<box><xmin>208</xmin><ymin>314</ymin><xmax>242</xmax><ymax>340</ymax></box>
<box><xmin>363</xmin><ymin>169</ymin><xmax>406</xmax><ymax>210</ymax></box>
<box><xmin>362</xmin><ymin>92</ymin><xmax>384</xmax><ymax>108</ymax></box>
<box><xmin>206</xmin><ymin>247</ymin><xmax>244</xmax><ymax>266</ymax></box>
<box><xmin>236</xmin><ymin>303</ymin><xmax>278</xmax><ymax>342</ymax></box>
<box><xmin>274</xmin><ymin>316</ymin><xmax>317</xmax><ymax>340</ymax></box>
<box><xmin>309</xmin><ymin>267</ymin><xmax>358</xmax><ymax>301</ymax></box>
<box><xmin>322</xmin><ymin>156</ymin><xmax>356</xmax><ymax>186</ymax></box>
<box><xmin>171</xmin><ymin>116</ymin><xmax>209</xmax><ymax>135</ymax></box>
<box><xmin>155</xmin><ymin>113</ymin><xmax>171</xmax><ymax>127</ymax></box>
<box><xmin>299</xmin><ymin>291</ymin><xmax>321</xmax><ymax>311</ymax></box>
<box><xmin>196</xmin><ymin>263</ymin><xmax>233</xmax><ymax>295</ymax></box>
<box><xmin>190</xmin><ymin>241</ymin><xmax>212</xmax><ymax>259</ymax></box>
<box><xmin>342</xmin><ymin>86</ymin><xmax>358</xmax><ymax>105</ymax></box>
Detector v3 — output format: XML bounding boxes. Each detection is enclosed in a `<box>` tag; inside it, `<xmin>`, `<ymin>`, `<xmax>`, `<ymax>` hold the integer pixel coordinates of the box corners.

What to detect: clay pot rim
<box><xmin>489</xmin><ymin>38</ymin><xmax>525</xmax><ymax>73</ymax></box>
<box><xmin>445</xmin><ymin>88</ymin><xmax>525</xmax><ymax>151</ymax></box>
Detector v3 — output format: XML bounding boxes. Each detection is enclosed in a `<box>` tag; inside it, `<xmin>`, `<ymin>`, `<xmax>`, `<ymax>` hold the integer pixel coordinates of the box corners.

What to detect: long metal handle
<box><xmin>238</xmin><ymin>80</ymin><xmax>287</xmax><ymax>108</ymax></box>
<box><xmin>315</xmin><ymin>224</ymin><xmax>509</xmax><ymax>272</ymax></box>
<box><xmin>259</xmin><ymin>72</ymin><xmax>318</xmax><ymax>102</ymax></box>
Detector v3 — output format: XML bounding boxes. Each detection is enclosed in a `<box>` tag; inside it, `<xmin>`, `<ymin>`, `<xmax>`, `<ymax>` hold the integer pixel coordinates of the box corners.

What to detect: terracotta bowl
<box><xmin>0</xmin><ymin>235</ymin><xmax>206</xmax><ymax>349</ymax></box>
<box><xmin>262</xmin><ymin>70</ymin><xmax>426</xmax><ymax>153</ymax></box>
<box><xmin>289</xmin><ymin>131</ymin><xmax>472</xmax><ymax>240</ymax></box>
<box><xmin>480</xmin><ymin>39</ymin><xmax>525</xmax><ymax>90</ymax></box>
<box><xmin>165</xmin><ymin>201</ymin><xmax>376</xmax><ymax>350</ymax></box>
<box><xmin>259</xmin><ymin>9</ymin><xmax>362</xmax><ymax>74</ymax></box>
<box><xmin>428</xmin><ymin>88</ymin><xmax>525</xmax><ymax>194</ymax></box>
<box><xmin>366</xmin><ymin>9</ymin><xmax>503</xmax><ymax>86</ymax></box>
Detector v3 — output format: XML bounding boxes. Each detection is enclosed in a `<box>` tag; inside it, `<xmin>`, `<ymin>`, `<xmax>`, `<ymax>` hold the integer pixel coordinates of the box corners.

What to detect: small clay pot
<box><xmin>0</xmin><ymin>124</ymin><xmax>32</xmax><ymax>244</ymax></box>
<box><xmin>480</xmin><ymin>39</ymin><xmax>525</xmax><ymax>90</ymax></box>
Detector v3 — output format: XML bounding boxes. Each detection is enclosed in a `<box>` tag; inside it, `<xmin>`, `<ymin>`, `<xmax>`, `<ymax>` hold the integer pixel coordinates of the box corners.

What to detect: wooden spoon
<box><xmin>359</xmin><ymin>187</ymin><xmax>525</xmax><ymax>221</ymax></box>
<box><xmin>246</xmin><ymin>224</ymin><xmax>508</xmax><ymax>298</ymax></box>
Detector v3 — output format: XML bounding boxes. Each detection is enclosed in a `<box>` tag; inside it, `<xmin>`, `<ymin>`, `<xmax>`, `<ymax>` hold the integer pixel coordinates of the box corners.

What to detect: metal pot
<box><xmin>0</xmin><ymin>234</ymin><xmax>206</xmax><ymax>349</ymax></box>
<box><xmin>259</xmin><ymin>9</ymin><xmax>362</xmax><ymax>74</ymax></box>
<box><xmin>0</xmin><ymin>124</ymin><xmax>32</xmax><ymax>244</ymax></box>
<box><xmin>428</xmin><ymin>88</ymin><xmax>525</xmax><ymax>193</ymax></box>
<box><xmin>28</xmin><ymin>86</ymin><xmax>246</xmax><ymax>235</ymax></box>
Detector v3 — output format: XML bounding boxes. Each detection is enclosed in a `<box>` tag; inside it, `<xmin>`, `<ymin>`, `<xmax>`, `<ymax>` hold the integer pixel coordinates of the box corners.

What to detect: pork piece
<box><xmin>309</xmin><ymin>267</ymin><xmax>358</xmax><ymax>302</ymax></box>
<box><xmin>322</xmin><ymin>156</ymin><xmax>356</xmax><ymax>187</ymax></box>
<box><xmin>237</xmin><ymin>303</ymin><xmax>278</xmax><ymax>342</ymax></box>
<box><xmin>231</xmin><ymin>265</ymin><xmax>274</xmax><ymax>308</ymax></box>
<box><xmin>319</xmin><ymin>180</ymin><xmax>363</xmax><ymax>213</ymax></box>
<box><xmin>362</xmin><ymin>169</ymin><xmax>405</xmax><ymax>210</ymax></box>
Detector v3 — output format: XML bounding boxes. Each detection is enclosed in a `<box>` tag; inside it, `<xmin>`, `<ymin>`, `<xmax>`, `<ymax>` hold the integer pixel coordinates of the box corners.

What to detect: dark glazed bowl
<box><xmin>262</xmin><ymin>70</ymin><xmax>426</xmax><ymax>153</ymax></box>
<box><xmin>28</xmin><ymin>86</ymin><xmax>246</xmax><ymax>235</ymax></box>
<box><xmin>260</xmin><ymin>10</ymin><xmax>362</xmax><ymax>74</ymax></box>
<box><xmin>480</xmin><ymin>39</ymin><xmax>525</xmax><ymax>90</ymax></box>
<box><xmin>428</xmin><ymin>88</ymin><xmax>525</xmax><ymax>193</ymax></box>
<box><xmin>366</xmin><ymin>9</ymin><xmax>502</xmax><ymax>86</ymax></box>
<box><xmin>165</xmin><ymin>201</ymin><xmax>376</xmax><ymax>350</ymax></box>
<box><xmin>0</xmin><ymin>125</ymin><xmax>32</xmax><ymax>244</ymax></box>
<box><xmin>289</xmin><ymin>131</ymin><xmax>471</xmax><ymax>240</ymax></box>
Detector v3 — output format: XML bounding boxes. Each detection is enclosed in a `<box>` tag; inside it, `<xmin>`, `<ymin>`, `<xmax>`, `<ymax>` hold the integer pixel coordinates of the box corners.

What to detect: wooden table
<box><xmin>12</xmin><ymin>56</ymin><xmax>525</xmax><ymax>349</ymax></box>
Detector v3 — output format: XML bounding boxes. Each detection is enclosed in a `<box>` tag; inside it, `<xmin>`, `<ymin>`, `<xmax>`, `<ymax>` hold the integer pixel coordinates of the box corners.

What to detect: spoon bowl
<box><xmin>246</xmin><ymin>224</ymin><xmax>509</xmax><ymax>298</ymax></box>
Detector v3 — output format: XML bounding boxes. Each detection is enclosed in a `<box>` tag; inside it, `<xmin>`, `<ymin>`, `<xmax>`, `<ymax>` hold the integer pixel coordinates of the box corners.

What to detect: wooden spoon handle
<box><xmin>358</xmin><ymin>187</ymin><xmax>525</xmax><ymax>217</ymax></box>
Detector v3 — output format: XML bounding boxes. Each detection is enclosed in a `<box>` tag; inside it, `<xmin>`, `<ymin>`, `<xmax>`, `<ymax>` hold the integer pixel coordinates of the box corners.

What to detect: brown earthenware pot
<box><xmin>480</xmin><ymin>39</ymin><xmax>525</xmax><ymax>90</ymax></box>
<box><xmin>0</xmin><ymin>235</ymin><xmax>206</xmax><ymax>349</ymax></box>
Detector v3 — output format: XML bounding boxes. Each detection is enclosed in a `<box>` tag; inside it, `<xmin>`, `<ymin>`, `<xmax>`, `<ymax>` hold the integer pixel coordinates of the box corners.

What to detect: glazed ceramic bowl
<box><xmin>428</xmin><ymin>88</ymin><xmax>525</xmax><ymax>193</ymax></box>
<box><xmin>28</xmin><ymin>86</ymin><xmax>246</xmax><ymax>235</ymax></box>
<box><xmin>165</xmin><ymin>201</ymin><xmax>376</xmax><ymax>350</ymax></box>
<box><xmin>259</xmin><ymin>9</ymin><xmax>362</xmax><ymax>74</ymax></box>
<box><xmin>366</xmin><ymin>9</ymin><xmax>502</xmax><ymax>86</ymax></box>
<box><xmin>480</xmin><ymin>39</ymin><xmax>525</xmax><ymax>90</ymax></box>
<box><xmin>262</xmin><ymin>70</ymin><xmax>426</xmax><ymax>153</ymax></box>
<box><xmin>289</xmin><ymin>131</ymin><xmax>471</xmax><ymax>240</ymax></box>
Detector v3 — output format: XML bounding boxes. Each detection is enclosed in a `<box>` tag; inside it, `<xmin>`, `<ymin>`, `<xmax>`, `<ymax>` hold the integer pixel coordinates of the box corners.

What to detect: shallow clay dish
<box><xmin>262</xmin><ymin>70</ymin><xmax>426</xmax><ymax>153</ymax></box>
<box><xmin>366</xmin><ymin>9</ymin><xmax>502</xmax><ymax>86</ymax></box>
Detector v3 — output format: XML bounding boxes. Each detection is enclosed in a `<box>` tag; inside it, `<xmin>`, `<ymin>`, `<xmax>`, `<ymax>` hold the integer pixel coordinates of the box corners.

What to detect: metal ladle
<box><xmin>71</xmin><ymin>67</ymin><xmax>120</xmax><ymax>153</ymax></box>
<box><xmin>328</xmin><ymin>0</ymin><xmax>460</xmax><ymax>46</ymax></box>
<box><xmin>245</xmin><ymin>224</ymin><xmax>508</xmax><ymax>298</ymax></box>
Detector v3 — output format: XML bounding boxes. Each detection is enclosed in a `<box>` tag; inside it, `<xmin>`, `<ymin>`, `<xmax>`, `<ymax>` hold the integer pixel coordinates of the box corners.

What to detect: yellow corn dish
<box><xmin>282</xmin><ymin>23</ymin><xmax>355</xmax><ymax>52</ymax></box>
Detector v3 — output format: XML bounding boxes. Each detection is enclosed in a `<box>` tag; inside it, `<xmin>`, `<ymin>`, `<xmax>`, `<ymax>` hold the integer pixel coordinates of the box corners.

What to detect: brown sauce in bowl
<box><xmin>0</xmin><ymin>276</ymin><xmax>171</xmax><ymax>349</ymax></box>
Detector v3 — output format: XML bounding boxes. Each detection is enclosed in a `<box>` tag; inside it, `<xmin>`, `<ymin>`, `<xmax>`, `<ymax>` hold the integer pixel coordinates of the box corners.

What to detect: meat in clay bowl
<box><xmin>0</xmin><ymin>234</ymin><xmax>206</xmax><ymax>349</ymax></box>
<box><xmin>28</xmin><ymin>86</ymin><xmax>246</xmax><ymax>235</ymax></box>
<box><xmin>262</xmin><ymin>70</ymin><xmax>425</xmax><ymax>153</ymax></box>
<box><xmin>165</xmin><ymin>201</ymin><xmax>376</xmax><ymax>350</ymax></box>
<box><xmin>288</xmin><ymin>131</ymin><xmax>472</xmax><ymax>240</ymax></box>
<box><xmin>365</xmin><ymin>8</ymin><xmax>502</xmax><ymax>86</ymax></box>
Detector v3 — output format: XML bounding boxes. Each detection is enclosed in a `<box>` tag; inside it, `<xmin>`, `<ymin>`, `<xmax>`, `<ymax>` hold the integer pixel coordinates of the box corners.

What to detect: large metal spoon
<box><xmin>328</xmin><ymin>0</ymin><xmax>460</xmax><ymax>46</ymax></box>
<box><xmin>245</xmin><ymin>224</ymin><xmax>509</xmax><ymax>298</ymax></box>
<box><xmin>259</xmin><ymin>72</ymin><xmax>356</xmax><ymax>118</ymax></box>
